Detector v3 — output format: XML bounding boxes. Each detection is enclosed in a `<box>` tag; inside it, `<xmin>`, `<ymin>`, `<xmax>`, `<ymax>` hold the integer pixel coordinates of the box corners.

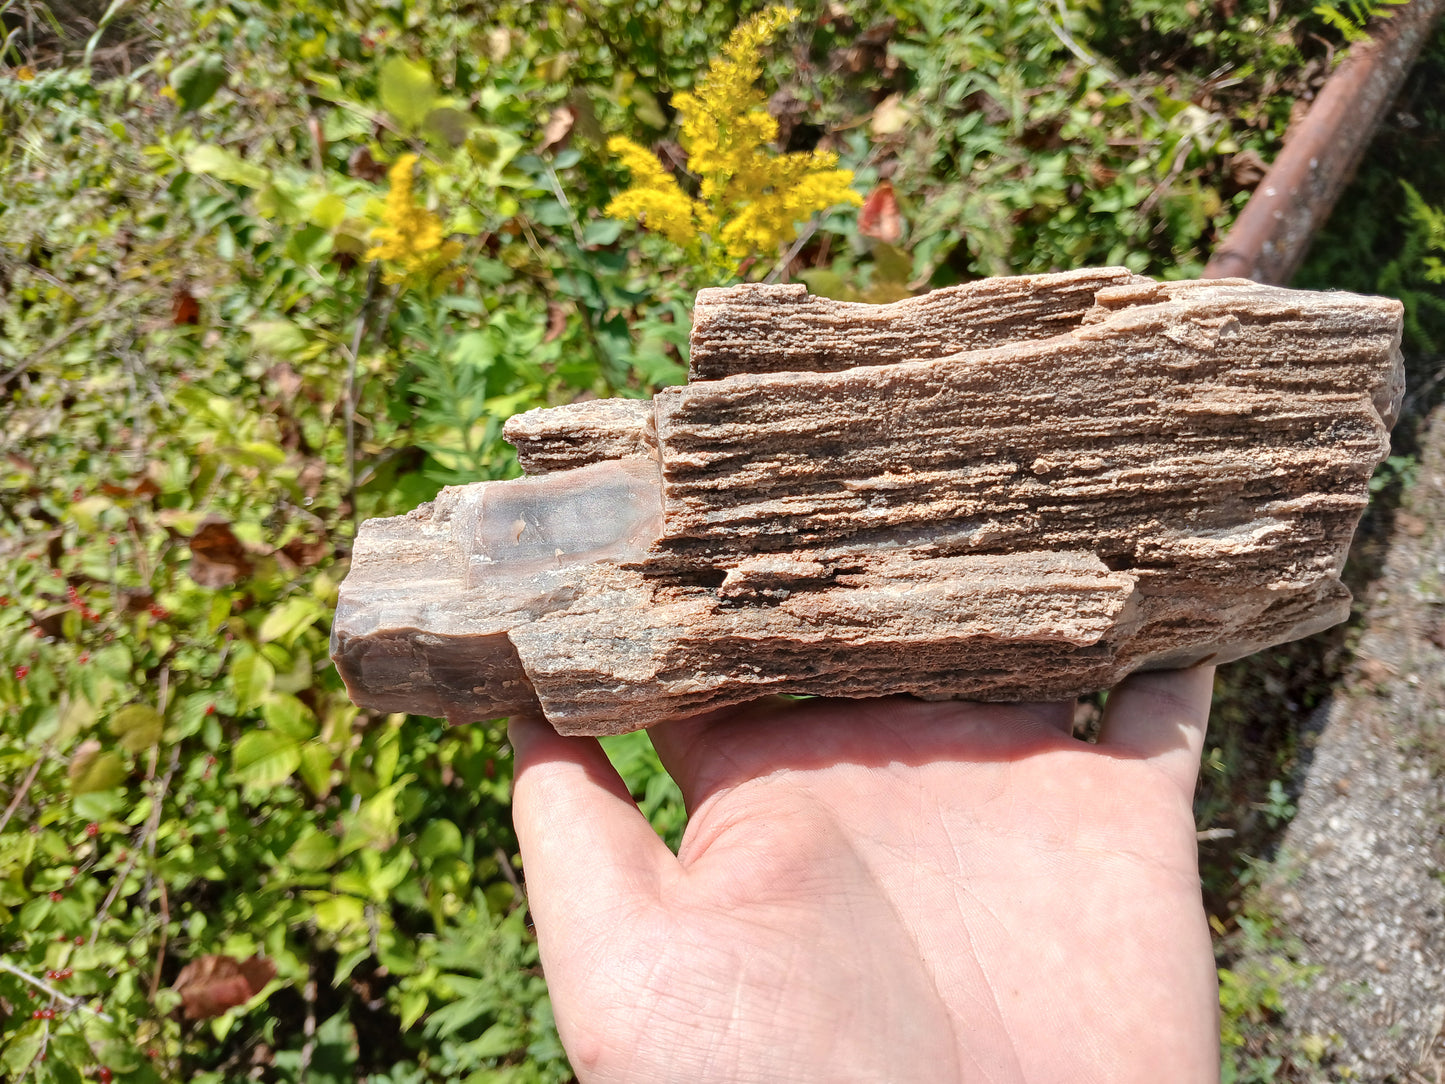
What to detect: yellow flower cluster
<box><xmin>605</xmin><ymin>5</ymin><xmax>861</xmax><ymax>271</ymax></box>
<box><xmin>366</xmin><ymin>153</ymin><xmax>463</xmax><ymax>288</ymax></box>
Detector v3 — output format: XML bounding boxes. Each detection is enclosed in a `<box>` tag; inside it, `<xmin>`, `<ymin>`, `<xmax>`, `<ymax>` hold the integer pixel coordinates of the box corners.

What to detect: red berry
<box><xmin>15</xmin><ymin>665</ymin><xmax>28</xmax><ymax>679</ymax></box>
<box><xmin>49</xmin><ymin>891</ymin><xmax>63</xmax><ymax>902</ymax></box>
<box><xmin>99</xmin><ymin>1069</ymin><xmax>113</xmax><ymax>1084</ymax></box>
<box><xmin>74</xmin><ymin>935</ymin><xmax>83</xmax><ymax>944</ymax></box>
<box><xmin>32</xmin><ymin>1009</ymin><xmax>42</xmax><ymax>1018</ymax></box>
<box><xmin>0</xmin><ymin>595</ymin><xmax>9</xmax><ymax>606</ymax></box>
<box><xmin>86</xmin><ymin>822</ymin><xmax>99</xmax><ymax>838</ymax></box>
<box><xmin>204</xmin><ymin>703</ymin><xmax>216</xmax><ymax>715</ymax></box>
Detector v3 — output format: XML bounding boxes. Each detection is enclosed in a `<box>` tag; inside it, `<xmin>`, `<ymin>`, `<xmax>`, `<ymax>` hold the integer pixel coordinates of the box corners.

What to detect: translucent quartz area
<box><xmin>457</xmin><ymin>457</ymin><xmax>663</xmax><ymax>586</ymax></box>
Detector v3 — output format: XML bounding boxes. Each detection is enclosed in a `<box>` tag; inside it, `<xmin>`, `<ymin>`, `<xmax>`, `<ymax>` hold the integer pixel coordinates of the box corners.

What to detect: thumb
<box><xmin>1097</xmin><ymin>665</ymin><xmax>1215</xmax><ymax>795</ymax></box>
<box><xmin>509</xmin><ymin>714</ymin><xmax>675</xmax><ymax>939</ymax></box>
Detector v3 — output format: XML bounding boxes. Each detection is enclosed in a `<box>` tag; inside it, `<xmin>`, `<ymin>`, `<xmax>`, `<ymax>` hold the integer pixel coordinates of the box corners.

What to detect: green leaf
<box><xmin>583</xmin><ymin>218</ymin><xmax>624</xmax><ymax>246</ymax></box>
<box><xmin>72</xmin><ymin>789</ymin><xmax>126</xmax><ymax>820</ymax></box>
<box><xmin>417</xmin><ymin>819</ymin><xmax>462</xmax><ymax>859</ymax></box>
<box><xmin>185</xmin><ymin>144</ymin><xmax>271</xmax><ymax>189</ymax></box>
<box><xmin>261</xmin><ymin>693</ymin><xmax>317</xmax><ymax>740</ymax></box>
<box><xmin>58</xmin><ymin>694</ymin><xmax>99</xmax><ymax>742</ymax></box>
<box><xmin>471</xmin><ymin>1021</ymin><xmax>523</xmax><ymax>1059</ymax></box>
<box><xmin>92</xmin><ymin>643</ymin><xmax>133</xmax><ymax>681</ymax></box>
<box><xmin>311</xmin><ymin>893</ymin><xmax>365</xmax><ymax>934</ymax></box>
<box><xmin>342</xmin><ymin>781</ymin><xmax>406</xmax><ymax>851</ymax></box>
<box><xmin>285</xmin><ymin>827</ymin><xmax>339</xmax><ymax>872</ymax></box>
<box><xmin>298</xmin><ymin>741</ymin><xmax>334</xmax><ymax>798</ymax></box>
<box><xmin>171</xmin><ymin>53</ymin><xmax>228</xmax><ymax>112</ymax></box>
<box><xmin>257</xmin><ymin>595</ymin><xmax>321</xmax><ymax>644</ymax></box>
<box><xmin>379</xmin><ymin>56</ymin><xmax>437</xmax><ymax>130</ymax></box>
<box><xmin>1</xmin><ymin>1021</ymin><xmax>44</xmax><ymax>1077</ymax></box>
<box><xmin>398</xmin><ymin>988</ymin><xmax>429</xmax><ymax>1032</ymax></box>
<box><xmin>248</xmin><ymin>319</ymin><xmax>309</xmax><ymax>359</ymax></box>
<box><xmin>232</xmin><ymin>729</ymin><xmax>301</xmax><ymax>788</ymax></box>
<box><xmin>69</xmin><ymin>748</ymin><xmax>127</xmax><ymax>795</ymax></box>
<box><xmin>229</xmin><ymin>649</ymin><xmax>275</xmax><ymax>713</ymax></box>
<box><xmin>423</xmin><ymin>106</ymin><xmax>476</xmax><ymax>148</ymax></box>
<box><xmin>465</xmin><ymin>126</ymin><xmax>523</xmax><ymax>183</ymax></box>
<box><xmin>107</xmin><ymin>704</ymin><xmax>163</xmax><ymax>753</ymax></box>
<box><xmin>309</xmin><ymin>192</ymin><xmax>347</xmax><ymax>230</ymax></box>
<box><xmin>372</xmin><ymin>727</ymin><xmax>400</xmax><ymax>788</ymax></box>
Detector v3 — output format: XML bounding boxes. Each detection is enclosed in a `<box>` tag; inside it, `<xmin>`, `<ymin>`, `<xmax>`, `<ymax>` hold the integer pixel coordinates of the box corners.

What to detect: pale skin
<box><xmin>509</xmin><ymin>666</ymin><xmax>1220</xmax><ymax>1083</ymax></box>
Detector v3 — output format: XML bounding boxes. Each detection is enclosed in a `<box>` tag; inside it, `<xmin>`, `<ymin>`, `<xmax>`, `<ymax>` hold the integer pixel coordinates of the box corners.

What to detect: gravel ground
<box><xmin>1246</xmin><ymin>407</ymin><xmax>1445</xmax><ymax>1079</ymax></box>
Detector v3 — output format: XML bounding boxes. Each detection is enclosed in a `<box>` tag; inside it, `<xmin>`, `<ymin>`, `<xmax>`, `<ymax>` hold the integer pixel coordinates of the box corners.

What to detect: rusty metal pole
<box><xmin>1202</xmin><ymin>0</ymin><xmax>1445</xmax><ymax>284</ymax></box>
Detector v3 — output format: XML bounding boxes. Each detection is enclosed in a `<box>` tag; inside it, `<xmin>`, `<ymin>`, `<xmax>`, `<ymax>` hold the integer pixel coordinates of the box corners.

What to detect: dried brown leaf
<box><xmin>858</xmin><ymin>181</ymin><xmax>903</xmax><ymax>244</ymax></box>
<box><xmin>348</xmin><ymin>146</ymin><xmax>387</xmax><ymax>183</ymax></box>
<box><xmin>188</xmin><ymin>518</ymin><xmax>254</xmax><ymax>588</ymax></box>
<box><xmin>172</xmin><ymin>287</ymin><xmax>201</xmax><ymax>326</ymax></box>
<box><xmin>280</xmin><ymin>534</ymin><xmax>329</xmax><ymax>569</ymax></box>
<box><xmin>173</xmin><ymin>954</ymin><xmax>277</xmax><ymax>1020</ymax></box>
<box><xmin>543</xmin><ymin>300</ymin><xmax>568</xmax><ymax>344</ymax></box>
<box><xmin>539</xmin><ymin>105</ymin><xmax>575</xmax><ymax>153</ymax></box>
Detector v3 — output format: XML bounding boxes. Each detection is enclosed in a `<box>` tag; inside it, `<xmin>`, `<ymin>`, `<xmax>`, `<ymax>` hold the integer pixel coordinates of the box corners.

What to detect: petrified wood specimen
<box><xmin>331</xmin><ymin>269</ymin><xmax>1404</xmax><ymax>736</ymax></box>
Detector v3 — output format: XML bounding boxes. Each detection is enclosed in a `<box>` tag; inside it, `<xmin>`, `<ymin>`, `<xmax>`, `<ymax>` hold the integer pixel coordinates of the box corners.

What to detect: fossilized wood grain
<box><xmin>504</xmin><ymin>398</ymin><xmax>657</xmax><ymax>475</ymax></box>
<box><xmin>332</xmin><ymin>271</ymin><xmax>1404</xmax><ymax>735</ymax></box>
<box><xmin>688</xmin><ymin>267</ymin><xmax>1147</xmax><ymax>379</ymax></box>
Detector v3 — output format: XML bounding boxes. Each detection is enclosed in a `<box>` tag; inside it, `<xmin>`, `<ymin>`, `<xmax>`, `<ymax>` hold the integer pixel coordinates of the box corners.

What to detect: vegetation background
<box><xmin>0</xmin><ymin>0</ymin><xmax>1441</xmax><ymax>1081</ymax></box>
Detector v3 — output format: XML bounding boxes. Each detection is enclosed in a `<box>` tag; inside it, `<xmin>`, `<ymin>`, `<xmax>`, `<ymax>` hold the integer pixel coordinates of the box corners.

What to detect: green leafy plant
<box><xmin>1314</xmin><ymin>0</ymin><xmax>1410</xmax><ymax>43</ymax></box>
<box><xmin>3</xmin><ymin>1</ymin><xmax>1438</xmax><ymax>1080</ymax></box>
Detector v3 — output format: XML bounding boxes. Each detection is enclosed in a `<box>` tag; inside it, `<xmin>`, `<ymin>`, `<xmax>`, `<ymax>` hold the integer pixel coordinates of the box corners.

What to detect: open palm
<box><xmin>510</xmin><ymin>668</ymin><xmax>1219</xmax><ymax>1084</ymax></box>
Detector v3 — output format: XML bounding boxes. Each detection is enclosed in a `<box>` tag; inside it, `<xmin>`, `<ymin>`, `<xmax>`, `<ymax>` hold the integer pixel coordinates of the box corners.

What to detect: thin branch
<box><xmin>0</xmin><ymin>740</ymin><xmax>49</xmax><ymax>835</ymax></box>
<box><xmin>1138</xmin><ymin>132</ymin><xmax>1197</xmax><ymax>222</ymax></box>
<box><xmin>544</xmin><ymin>161</ymin><xmax>588</xmax><ymax>248</ymax></box>
<box><xmin>494</xmin><ymin>845</ymin><xmax>525</xmax><ymax>906</ymax></box>
<box><xmin>765</xmin><ymin>219</ymin><xmax>821</xmax><ymax>285</ymax></box>
<box><xmin>0</xmin><ymin>959</ymin><xmax>115</xmax><ymax>1022</ymax></box>
<box><xmin>1044</xmin><ymin>0</ymin><xmax>1163</xmax><ymax>125</ymax></box>
<box><xmin>298</xmin><ymin>958</ymin><xmax>318</xmax><ymax>1084</ymax></box>
<box><xmin>147</xmin><ymin>878</ymin><xmax>170</xmax><ymax>1002</ymax></box>
<box><xmin>0</xmin><ymin>298</ymin><xmax>132</xmax><ymax>389</ymax></box>
<box><xmin>91</xmin><ymin>744</ymin><xmax>179</xmax><ymax>950</ymax></box>
<box><xmin>342</xmin><ymin>264</ymin><xmax>383</xmax><ymax>532</ymax></box>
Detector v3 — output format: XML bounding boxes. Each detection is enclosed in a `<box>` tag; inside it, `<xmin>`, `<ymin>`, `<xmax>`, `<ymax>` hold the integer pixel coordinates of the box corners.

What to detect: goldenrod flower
<box><xmin>604</xmin><ymin>138</ymin><xmax>708</xmax><ymax>247</ymax></box>
<box><xmin>605</xmin><ymin>5</ymin><xmax>861</xmax><ymax>274</ymax></box>
<box><xmin>366</xmin><ymin>153</ymin><xmax>463</xmax><ymax>288</ymax></box>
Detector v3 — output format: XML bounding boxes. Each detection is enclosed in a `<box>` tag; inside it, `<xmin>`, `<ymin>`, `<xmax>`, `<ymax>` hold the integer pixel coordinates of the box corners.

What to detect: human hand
<box><xmin>509</xmin><ymin>668</ymin><xmax>1219</xmax><ymax>1084</ymax></box>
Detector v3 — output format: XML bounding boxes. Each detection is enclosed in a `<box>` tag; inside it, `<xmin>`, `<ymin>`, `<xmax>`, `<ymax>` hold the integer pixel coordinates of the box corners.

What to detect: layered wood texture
<box><xmin>332</xmin><ymin>270</ymin><xmax>1404</xmax><ymax>735</ymax></box>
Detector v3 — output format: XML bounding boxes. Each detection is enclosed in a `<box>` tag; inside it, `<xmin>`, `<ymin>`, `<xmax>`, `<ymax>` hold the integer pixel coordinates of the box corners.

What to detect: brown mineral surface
<box><xmin>331</xmin><ymin>270</ymin><xmax>1404</xmax><ymax>735</ymax></box>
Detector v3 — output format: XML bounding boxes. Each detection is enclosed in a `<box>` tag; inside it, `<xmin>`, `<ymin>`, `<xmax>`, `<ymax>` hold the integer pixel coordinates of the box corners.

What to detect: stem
<box><xmin>298</xmin><ymin>958</ymin><xmax>317</xmax><ymax>1084</ymax></box>
<box><xmin>0</xmin><ymin>960</ymin><xmax>115</xmax><ymax>1022</ymax></box>
<box><xmin>344</xmin><ymin>264</ymin><xmax>383</xmax><ymax>533</ymax></box>
<box><xmin>0</xmin><ymin>740</ymin><xmax>48</xmax><ymax>835</ymax></box>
